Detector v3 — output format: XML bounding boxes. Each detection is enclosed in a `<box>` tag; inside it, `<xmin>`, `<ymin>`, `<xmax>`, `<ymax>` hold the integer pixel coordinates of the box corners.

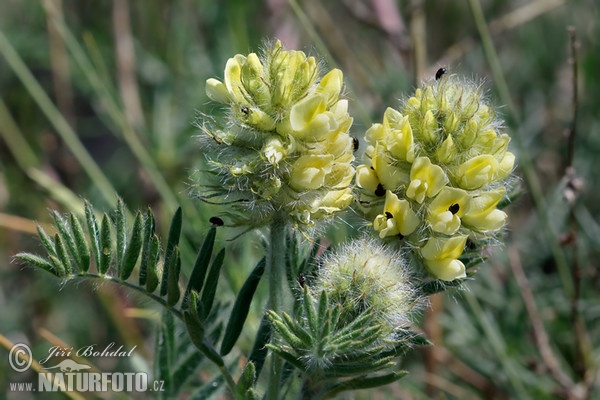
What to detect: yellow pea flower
<box><xmin>457</xmin><ymin>154</ymin><xmax>498</xmax><ymax>190</ymax></box>
<box><xmin>316</xmin><ymin>69</ymin><xmax>343</xmax><ymax>107</ymax></box>
<box><xmin>373</xmin><ymin>191</ymin><xmax>420</xmax><ymax>238</ymax></box>
<box><xmin>205</xmin><ymin>78</ymin><xmax>230</xmax><ymax>104</ymax></box>
<box><xmin>382</xmin><ymin>108</ymin><xmax>415</xmax><ymax>162</ymax></box>
<box><xmin>290</xmin><ymin>154</ymin><xmax>334</xmax><ymax>191</ymax></box>
<box><xmin>406</xmin><ymin>157</ymin><xmax>449</xmax><ymax>203</ymax></box>
<box><xmin>372</xmin><ymin>145</ymin><xmax>408</xmax><ymax>191</ymax></box>
<box><xmin>436</xmin><ymin>134</ymin><xmax>457</xmax><ymax>164</ymax></box>
<box><xmin>200</xmin><ymin>41</ymin><xmax>355</xmax><ymax>227</ymax></box>
<box><xmin>355</xmin><ymin>165</ymin><xmax>380</xmax><ymax>195</ymax></box>
<box><xmin>426</xmin><ymin>187</ymin><xmax>470</xmax><ymax>235</ymax></box>
<box><xmin>462</xmin><ymin>188</ymin><xmax>507</xmax><ymax>231</ymax></box>
<box><xmin>420</xmin><ymin>235</ymin><xmax>468</xmax><ymax>281</ymax></box>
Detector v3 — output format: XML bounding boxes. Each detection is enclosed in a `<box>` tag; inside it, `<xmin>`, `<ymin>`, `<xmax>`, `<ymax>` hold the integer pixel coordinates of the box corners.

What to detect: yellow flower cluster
<box><xmin>357</xmin><ymin>75</ymin><xmax>514</xmax><ymax>281</ymax></box>
<box><xmin>202</xmin><ymin>41</ymin><xmax>355</xmax><ymax>226</ymax></box>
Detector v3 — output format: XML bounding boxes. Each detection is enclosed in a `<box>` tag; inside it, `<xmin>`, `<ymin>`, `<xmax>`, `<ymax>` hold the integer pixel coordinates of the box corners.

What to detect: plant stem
<box><xmin>267</xmin><ymin>212</ymin><xmax>287</xmax><ymax>400</ymax></box>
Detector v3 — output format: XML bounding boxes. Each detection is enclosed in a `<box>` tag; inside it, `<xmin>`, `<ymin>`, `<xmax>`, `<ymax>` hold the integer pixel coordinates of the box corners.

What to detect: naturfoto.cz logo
<box><xmin>7</xmin><ymin>342</ymin><xmax>165</xmax><ymax>394</ymax></box>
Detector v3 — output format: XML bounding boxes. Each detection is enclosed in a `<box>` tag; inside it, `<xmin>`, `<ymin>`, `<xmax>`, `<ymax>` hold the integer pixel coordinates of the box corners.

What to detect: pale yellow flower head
<box><xmin>357</xmin><ymin>73</ymin><xmax>516</xmax><ymax>281</ymax></box>
<box><xmin>199</xmin><ymin>41</ymin><xmax>355</xmax><ymax>227</ymax></box>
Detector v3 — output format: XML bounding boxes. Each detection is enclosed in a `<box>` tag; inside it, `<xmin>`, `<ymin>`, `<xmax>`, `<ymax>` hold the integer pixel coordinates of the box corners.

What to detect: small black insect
<box><xmin>298</xmin><ymin>274</ymin><xmax>306</xmax><ymax>288</ymax></box>
<box><xmin>374</xmin><ymin>183</ymin><xmax>386</xmax><ymax>197</ymax></box>
<box><xmin>385</xmin><ymin>211</ymin><xmax>393</xmax><ymax>219</ymax></box>
<box><xmin>240</xmin><ymin>106</ymin><xmax>249</xmax><ymax>115</ymax></box>
<box><xmin>352</xmin><ymin>136</ymin><xmax>359</xmax><ymax>152</ymax></box>
<box><xmin>435</xmin><ymin>67</ymin><xmax>447</xmax><ymax>80</ymax></box>
<box><xmin>209</xmin><ymin>216</ymin><xmax>224</xmax><ymax>226</ymax></box>
<box><xmin>448</xmin><ymin>203</ymin><xmax>460</xmax><ymax>214</ymax></box>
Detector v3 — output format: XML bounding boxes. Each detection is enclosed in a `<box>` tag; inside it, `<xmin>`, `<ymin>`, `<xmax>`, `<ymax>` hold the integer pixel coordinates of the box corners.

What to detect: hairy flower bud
<box><xmin>315</xmin><ymin>237</ymin><xmax>421</xmax><ymax>329</ymax></box>
<box><xmin>197</xmin><ymin>41</ymin><xmax>355</xmax><ymax>227</ymax></box>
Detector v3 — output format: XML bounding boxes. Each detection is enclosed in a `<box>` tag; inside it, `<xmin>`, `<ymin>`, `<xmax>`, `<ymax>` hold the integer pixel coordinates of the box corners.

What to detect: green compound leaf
<box><xmin>160</xmin><ymin>207</ymin><xmax>182</xmax><ymax>297</ymax></box>
<box><xmin>220</xmin><ymin>257</ymin><xmax>265</xmax><ymax>356</ymax></box>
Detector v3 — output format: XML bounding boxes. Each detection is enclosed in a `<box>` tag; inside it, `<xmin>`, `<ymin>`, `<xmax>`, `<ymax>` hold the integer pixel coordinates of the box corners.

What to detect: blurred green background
<box><xmin>1</xmin><ymin>0</ymin><xmax>599</xmax><ymax>398</ymax></box>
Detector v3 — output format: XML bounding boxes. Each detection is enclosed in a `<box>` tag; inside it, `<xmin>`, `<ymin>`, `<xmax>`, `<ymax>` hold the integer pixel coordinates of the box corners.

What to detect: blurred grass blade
<box><xmin>172</xmin><ymin>351</ymin><xmax>204</xmax><ymax>389</ymax></box>
<box><xmin>160</xmin><ymin>207</ymin><xmax>182</xmax><ymax>296</ymax></box>
<box><xmin>0</xmin><ymin>29</ymin><xmax>117</xmax><ymax>205</ymax></box>
<box><xmin>189</xmin><ymin>375</ymin><xmax>224</xmax><ymax>400</ymax></box>
<box><xmin>120</xmin><ymin>211</ymin><xmax>143</xmax><ymax>280</ymax></box>
<box><xmin>183</xmin><ymin>226</ymin><xmax>216</xmax><ymax>308</ymax></box>
<box><xmin>220</xmin><ymin>257</ymin><xmax>266</xmax><ymax>356</ymax></box>
<box><xmin>155</xmin><ymin>310</ymin><xmax>175</xmax><ymax>397</ymax></box>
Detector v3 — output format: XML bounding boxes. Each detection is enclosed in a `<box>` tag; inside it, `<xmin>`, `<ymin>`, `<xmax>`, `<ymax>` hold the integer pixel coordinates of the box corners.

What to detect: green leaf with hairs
<box><xmin>52</xmin><ymin>211</ymin><xmax>78</xmax><ymax>273</ymax></box>
<box><xmin>220</xmin><ymin>257</ymin><xmax>265</xmax><ymax>356</ymax></box>
<box><xmin>15</xmin><ymin>253</ymin><xmax>57</xmax><ymax>276</ymax></box>
<box><xmin>166</xmin><ymin>247</ymin><xmax>181</xmax><ymax>306</ymax></box>
<box><xmin>324</xmin><ymin>371</ymin><xmax>408</xmax><ymax>397</ymax></box>
<box><xmin>248</xmin><ymin>315</ymin><xmax>270</xmax><ymax>380</ymax></box>
<box><xmin>99</xmin><ymin>213</ymin><xmax>111</xmax><ymax>274</ymax></box>
<box><xmin>199</xmin><ymin>248</ymin><xmax>224</xmax><ymax>318</ymax></box>
<box><xmin>113</xmin><ymin>198</ymin><xmax>126</xmax><ymax>276</ymax></box>
<box><xmin>236</xmin><ymin>361</ymin><xmax>256</xmax><ymax>398</ymax></box>
<box><xmin>54</xmin><ymin>233</ymin><xmax>74</xmax><ymax>274</ymax></box>
<box><xmin>70</xmin><ymin>214</ymin><xmax>90</xmax><ymax>272</ymax></box>
<box><xmin>183</xmin><ymin>226</ymin><xmax>216</xmax><ymax>308</ymax></box>
<box><xmin>145</xmin><ymin>235</ymin><xmax>160</xmax><ymax>293</ymax></box>
<box><xmin>120</xmin><ymin>211</ymin><xmax>143</xmax><ymax>280</ymax></box>
<box><xmin>48</xmin><ymin>255</ymin><xmax>66</xmax><ymax>277</ymax></box>
<box><xmin>160</xmin><ymin>207</ymin><xmax>182</xmax><ymax>297</ymax></box>
<box><xmin>84</xmin><ymin>200</ymin><xmax>101</xmax><ymax>270</ymax></box>
<box><xmin>139</xmin><ymin>208</ymin><xmax>155</xmax><ymax>286</ymax></box>
<box><xmin>36</xmin><ymin>225</ymin><xmax>56</xmax><ymax>258</ymax></box>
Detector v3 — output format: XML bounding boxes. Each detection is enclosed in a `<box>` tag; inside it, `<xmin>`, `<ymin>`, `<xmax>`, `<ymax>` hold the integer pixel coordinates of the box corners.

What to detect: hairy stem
<box><xmin>267</xmin><ymin>213</ymin><xmax>287</xmax><ymax>400</ymax></box>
